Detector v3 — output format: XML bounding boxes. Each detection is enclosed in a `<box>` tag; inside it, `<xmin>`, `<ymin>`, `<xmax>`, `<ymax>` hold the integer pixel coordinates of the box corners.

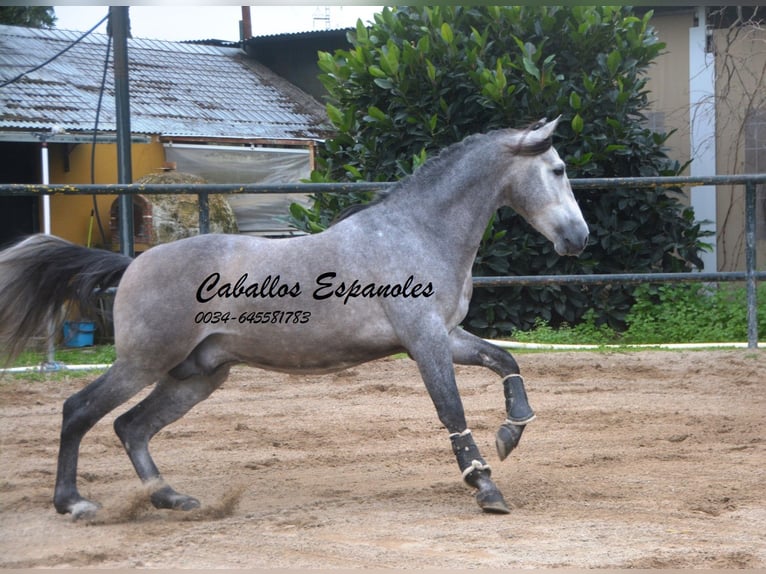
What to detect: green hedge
<box><xmin>289</xmin><ymin>6</ymin><xmax>710</xmax><ymax>335</ymax></box>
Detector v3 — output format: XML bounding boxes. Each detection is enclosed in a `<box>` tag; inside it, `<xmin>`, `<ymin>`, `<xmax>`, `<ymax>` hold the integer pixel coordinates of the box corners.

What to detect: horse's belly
<box><xmin>217</xmin><ymin>323</ymin><xmax>404</xmax><ymax>374</ymax></box>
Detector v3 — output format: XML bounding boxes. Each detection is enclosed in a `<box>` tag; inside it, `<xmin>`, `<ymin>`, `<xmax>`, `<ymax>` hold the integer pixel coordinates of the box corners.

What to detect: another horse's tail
<box><xmin>0</xmin><ymin>234</ymin><xmax>132</xmax><ymax>360</ymax></box>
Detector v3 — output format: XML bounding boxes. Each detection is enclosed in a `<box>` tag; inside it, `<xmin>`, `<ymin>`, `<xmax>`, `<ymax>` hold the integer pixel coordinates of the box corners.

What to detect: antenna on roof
<box><xmin>312</xmin><ymin>6</ymin><xmax>331</xmax><ymax>30</ymax></box>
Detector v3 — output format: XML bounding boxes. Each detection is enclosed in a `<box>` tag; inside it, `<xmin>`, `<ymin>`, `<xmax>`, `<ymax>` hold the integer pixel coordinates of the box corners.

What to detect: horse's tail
<box><xmin>0</xmin><ymin>234</ymin><xmax>132</xmax><ymax>361</ymax></box>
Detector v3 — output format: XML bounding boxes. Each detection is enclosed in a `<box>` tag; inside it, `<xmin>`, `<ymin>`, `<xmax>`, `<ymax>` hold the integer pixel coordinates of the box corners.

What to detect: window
<box><xmin>744</xmin><ymin>110</ymin><xmax>766</xmax><ymax>239</ymax></box>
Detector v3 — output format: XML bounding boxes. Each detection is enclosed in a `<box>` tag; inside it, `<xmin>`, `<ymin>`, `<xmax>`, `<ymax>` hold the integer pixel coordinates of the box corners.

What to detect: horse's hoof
<box><xmin>495</xmin><ymin>422</ymin><xmax>525</xmax><ymax>461</ymax></box>
<box><xmin>476</xmin><ymin>487</ymin><xmax>511</xmax><ymax>514</ymax></box>
<box><xmin>175</xmin><ymin>496</ymin><xmax>201</xmax><ymax>511</ymax></box>
<box><xmin>150</xmin><ymin>485</ymin><xmax>200</xmax><ymax>511</ymax></box>
<box><xmin>471</xmin><ymin>472</ymin><xmax>511</xmax><ymax>514</ymax></box>
<box><xmin>70</xmin><ymin>499</ymin><xmax>102</xmax><ymax>521</ymax></box>
<box><xmin>54</xmin><ymin>491</ymin><xmax>101</xmax><ymax>520</ymax></box>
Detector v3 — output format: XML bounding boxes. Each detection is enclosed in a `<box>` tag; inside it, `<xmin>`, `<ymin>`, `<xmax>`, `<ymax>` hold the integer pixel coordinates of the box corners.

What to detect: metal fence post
<box><xmin>198</xmin><ymin>191</ymin><xmax>210</xmax><ymax>235</ymax></box>
<box><xmin>745</xmin><ymin>181</ymin><xmax>758</xmax><ymax>349</ymax></box>
<box><xmin>111</xmin><ymin>6</ymin><xmax>134</xmax><ymax>257</ymax></box>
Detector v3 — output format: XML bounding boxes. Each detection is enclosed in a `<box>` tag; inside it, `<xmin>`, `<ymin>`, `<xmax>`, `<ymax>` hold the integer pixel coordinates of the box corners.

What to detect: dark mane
<box><xmin>331</xmin><ymin>120</ymin><xmax>552</xmax><ymax>225</ymax></box>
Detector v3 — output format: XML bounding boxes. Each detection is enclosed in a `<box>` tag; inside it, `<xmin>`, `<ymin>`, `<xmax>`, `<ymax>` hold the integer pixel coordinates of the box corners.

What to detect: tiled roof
<box><xmin>0</xmin><ymin>24</ymin><xmax>332</xmax><ymax>140</ymax></box>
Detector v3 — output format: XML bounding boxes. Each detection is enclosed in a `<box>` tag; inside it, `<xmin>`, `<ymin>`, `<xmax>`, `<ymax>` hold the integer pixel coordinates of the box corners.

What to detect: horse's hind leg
<box><xmin>449</xmin><ymin>328</ymin><xmax>534</xmax><ymax>460</ymax></box>
<box><xmin>54</xmin><ymin>361</ymin><xmax>158</xmax><ymax>519</ymax></box>
<box><xmin>113</xmin><ymin>364</ymin><xmax>230</xmax><ymax>511</ymax></box>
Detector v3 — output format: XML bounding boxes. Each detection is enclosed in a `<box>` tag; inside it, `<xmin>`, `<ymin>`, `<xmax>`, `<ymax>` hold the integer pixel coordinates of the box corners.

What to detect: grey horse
<box><xmin>0</xmin><ymin>117</ymin><xmax>588</xmax><ymax>518</ymax></box>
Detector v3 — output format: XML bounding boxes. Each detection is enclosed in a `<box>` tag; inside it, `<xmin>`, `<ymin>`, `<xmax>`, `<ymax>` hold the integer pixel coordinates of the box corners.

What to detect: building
<box><xmin>0</xmin><ymin>23</ymin><xmax>332</xmax><ymax>248</ymax></box>
<box><xmin>243</xmin><ymin>28</ymin><xmax>351</xmax><ymax>102</ymax></box>
<box><xmin>643</xmin><ymin>5</ymin><xmax>766</xmax><ymax>271</ymax></box>
<box><xmin>4</xmin><ymin>7</ymin><xmax>764</xmax><ymax>270</ymax></box>
<box><xmin>246</xmin><ymin>7</ymin><xmax>766</xmax><ymax>273</ymax></box>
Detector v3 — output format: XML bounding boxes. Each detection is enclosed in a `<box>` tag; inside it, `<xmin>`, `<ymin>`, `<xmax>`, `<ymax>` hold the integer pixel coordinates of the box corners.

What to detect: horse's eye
<box><xmin>553</xmin><ymin>166</ymin><xmax>565</xmax><ymax>177</ymax></box>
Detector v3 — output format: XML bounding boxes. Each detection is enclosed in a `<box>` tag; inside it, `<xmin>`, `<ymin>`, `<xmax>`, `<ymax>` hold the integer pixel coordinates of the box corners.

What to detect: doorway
<box><xmin>0</xmin><ymin>142</ymin><xmax>40</xmax><ymax>248</ymax></box>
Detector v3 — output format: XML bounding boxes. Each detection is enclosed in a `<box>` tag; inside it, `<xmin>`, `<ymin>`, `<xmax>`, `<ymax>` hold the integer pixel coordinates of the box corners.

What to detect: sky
<box><xmin>53</xmin><ymin>5</ymin><xmax>383</xmax><ymax>42</ymax></box>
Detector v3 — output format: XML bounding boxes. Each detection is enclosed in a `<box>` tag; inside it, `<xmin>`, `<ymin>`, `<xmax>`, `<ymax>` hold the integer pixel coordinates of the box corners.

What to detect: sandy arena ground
<box><xmin>1</xmin><ymin>349</ymin><xmax>764</xmax><ymax>568</ymax></box>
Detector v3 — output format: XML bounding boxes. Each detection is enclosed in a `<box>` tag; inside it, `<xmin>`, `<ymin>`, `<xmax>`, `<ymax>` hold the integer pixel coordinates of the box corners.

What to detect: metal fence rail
<box><xmin>1</xmin><ymin>174</ymin><xmax>763</xmax><ymax>348</ymax></box>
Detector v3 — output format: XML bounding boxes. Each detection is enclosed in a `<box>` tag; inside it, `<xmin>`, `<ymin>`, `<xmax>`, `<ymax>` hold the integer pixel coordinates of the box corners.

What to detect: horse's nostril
<box><xmin>562</xmin><ymin>231</ymin><xmax>588</xmax><ymax>255</ymax></box>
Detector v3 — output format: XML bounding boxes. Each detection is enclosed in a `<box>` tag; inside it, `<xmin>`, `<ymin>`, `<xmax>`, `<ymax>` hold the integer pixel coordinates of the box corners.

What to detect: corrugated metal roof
<box><xmin>249</xmin><ymin>27</ymin><xmax>352</xmax><ymax>41</ymax></box>
<box><xmin>0</xmin><ymin>24</ymin><xmax>332</xmax><ymax>140</ymax></box>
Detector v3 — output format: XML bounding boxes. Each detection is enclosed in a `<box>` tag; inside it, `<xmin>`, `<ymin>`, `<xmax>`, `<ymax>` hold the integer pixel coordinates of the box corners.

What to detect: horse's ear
<box><xmin>515</xmin><ymin>115</ymin><xmax>560</xmax><ymax>155</ymax></box>
<box><xmin>531</xmin><ymin>116</ymin><xmax>561</xmax><ymax>138</ymax></box>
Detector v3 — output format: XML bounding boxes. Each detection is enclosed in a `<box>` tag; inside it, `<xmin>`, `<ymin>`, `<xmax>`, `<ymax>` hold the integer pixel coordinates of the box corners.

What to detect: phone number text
<box><xmin>194</xmin><ymin>310</ymin><xmax>311</xmax><ymax>325</ymax></box>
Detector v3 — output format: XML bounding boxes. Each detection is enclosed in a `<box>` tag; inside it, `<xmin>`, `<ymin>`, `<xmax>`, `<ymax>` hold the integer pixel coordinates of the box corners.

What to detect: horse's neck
<box><xmin>374</xmin><ymin>149</ymin><xmax>506</xmax><ymax>272</ymax></box>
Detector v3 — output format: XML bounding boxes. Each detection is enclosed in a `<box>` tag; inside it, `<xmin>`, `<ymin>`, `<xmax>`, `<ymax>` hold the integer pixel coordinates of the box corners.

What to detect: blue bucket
<box><xmin>63</xmin><ymin>321</ymin><xmax>96</xmax><ymax>348</ymax></box>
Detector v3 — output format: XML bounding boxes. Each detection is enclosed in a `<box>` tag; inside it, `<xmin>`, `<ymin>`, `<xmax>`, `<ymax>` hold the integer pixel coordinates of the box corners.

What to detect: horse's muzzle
<box><xmin>554</xmin><ymin>221</ymin><xmax>589</xmax><ymax>256</ymax></box>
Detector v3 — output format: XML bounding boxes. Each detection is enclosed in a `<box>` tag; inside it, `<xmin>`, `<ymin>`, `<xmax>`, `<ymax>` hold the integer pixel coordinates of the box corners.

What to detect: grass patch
<box><xmin>10</xmin><ymin>345</ymin><xmax>116</xmax><ymax>367</ymax></box>
<box><xmin>506</xmin><ymin>283</ymin><xmax>765</xmax><ymax>347</ymax></box>
<box><xmin>2</xmin><ymin>345</ymin><xmax>116</xmax><ymax>382</ymax></box>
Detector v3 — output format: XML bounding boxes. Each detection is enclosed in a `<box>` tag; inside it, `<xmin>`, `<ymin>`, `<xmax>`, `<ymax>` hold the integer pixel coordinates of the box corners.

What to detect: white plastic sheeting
<box><xmin>164</xmin><ymin>143</ymin><xmax>312</xmax><ymax>236</ymax></box>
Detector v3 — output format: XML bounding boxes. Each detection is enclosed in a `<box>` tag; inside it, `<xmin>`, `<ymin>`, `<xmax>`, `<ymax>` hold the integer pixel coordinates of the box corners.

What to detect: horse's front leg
<box><xmin>449</xmin><ymin>328</ymin><xmax>534</xmax><ymax>460</ymax></box>
<box><xmin>408</xmin><ymin>331</ymin><xmax>510</xmax><ymax>514</ymax></box>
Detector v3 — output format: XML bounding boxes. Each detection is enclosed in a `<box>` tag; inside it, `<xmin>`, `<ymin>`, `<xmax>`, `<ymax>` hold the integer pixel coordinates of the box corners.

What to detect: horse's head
<box><xmin>502</xmin><ymin>117</ymin><xmax>589</xmax><ymax>256</ymax></box>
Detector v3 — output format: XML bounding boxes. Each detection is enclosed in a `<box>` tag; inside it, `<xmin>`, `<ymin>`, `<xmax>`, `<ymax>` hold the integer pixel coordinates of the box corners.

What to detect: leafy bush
<box><xmin>289</xmin><ymin>6</ymin><xmax>710</xmax><ymax>335</ymax></box>
<box><xmin>511</xmin><ymin>309</ymin><xmax>617</xmax><ymax>346</ymax></box>
<box><xmin>511</xmin><ymin>283</ymin><xmax>766</xmax><ymax>345</ymax></box>
<box><xmin>622</xmin><ymin>283</ymin><xmax>766</xmax><ymax>344</ymax></box>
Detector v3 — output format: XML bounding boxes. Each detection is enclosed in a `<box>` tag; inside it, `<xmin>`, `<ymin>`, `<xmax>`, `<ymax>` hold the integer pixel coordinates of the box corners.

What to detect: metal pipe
<box><xmin>198</xmin><ymin>192</ymin><xmax>210</xmax><ymax>235</ymax></box>
<box><xmin>2</xmin><ymin>174</ymin><xmax>766</xmax><ymax>196</ymax></box>
<box><xmin>745</xmin><ymin>181</ymin><xmax>758</xmax><ymax>349</ymax></box>
<box><xmin>39</xmin><ymin>137</ymin><xmax>62</xmax><ymax>371</ymax></box>
<box><xmin>0</xmin><ymin>182</ymin><xmax>390</xmax><ymax>196</ymax></box>
<box><xmin>40</xmin><ymin>140</ymin><xmax>51</xmax><ymax>234</ymax></box>
<box><xmin>240</xmin><ymin>6</ymin><xmax>252</xmax><ymax>41</ymax></box>
<box><xmin>110</xmin><ymin>6</ymin><xmax>134</xmax><ymax>257</ymax></box>
<box><xmin>472</xmin><ymin>271</ymin><xmax>766</xmax><ymax>287</ymax></box>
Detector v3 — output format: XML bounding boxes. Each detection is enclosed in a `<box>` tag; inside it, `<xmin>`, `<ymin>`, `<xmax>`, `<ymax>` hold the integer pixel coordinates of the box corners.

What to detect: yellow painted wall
<box><xmin>46</xmin><ymin>138</ymin><xmax>166</xmax><ymax>247</ymax></box>
<box><xmin>645</xmin><ymin>11</ymin><xmax>693</xmax><ymax>175</ymax></box>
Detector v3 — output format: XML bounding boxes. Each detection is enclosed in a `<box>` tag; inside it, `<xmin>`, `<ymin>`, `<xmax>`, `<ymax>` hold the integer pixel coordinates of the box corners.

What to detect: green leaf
<box><xmin>317</xmin><ymin>51</ymin><xmax>336</xmax><ymax>74</ymax></box>
<box><xmin>325</xmin><ymin>103</ymin><xmax>344</xmax><ymax>128</ymax></box>
<box><xmin>368</xmin><ymin>65</ymin><xmax>387</xmax><ymax>78</ymax></box>
<box><xmin>428</xmin><ymin>114</ymin><xmax>438</xmax><ymax>133</ymax></box>
<box><xmin>569</xmin><ymin>91</ymin><xmax>581</xmax><ymax>110</ymax></box>
<box><xmin>355</xmin><ymin>19</ymin><xmax>368</xmax><ymax>43</ymax></box>
<box><xmin>582</xmin><ymin>73</ymin><xmax>595</xmax><ymax>94</ymax></box>
<box><xmin>522</xmin><ymin>56</ymin><xmax>540</xmax><ymax>80</ymax></box>
<box><xmin>289</xmin><ymin>202</ymin><xmax>309</xmax><ymax>219</ymax></box>
<box><xmin>470</xmin><ymin>26</ymin><xmax>486</xmax><ymax>49</ymax></box>
<box><xmin>571</xmin><ymin>113</ymin><xmax>584</xmax><ymax>134</ymax></box>
<box><xmin>366</xmin><ymin>105</ymin><xmax>387</xmax><ymax>122</ymax></box>
<box><xmin>606</xmin><ymin>49</ymin><xmax>622</xmax><ymax>75</ymax></box>
<box><xmin>440</xmin><ymin>22</ymin><xmax>454</xmax><ymax>44</ymax></box>
<box><xmin>426</xmin><ymin>59</ymin><xmax>437</xmax><ymax>83</ymax></box>
<box><xmin>343</xmin><ymin>164</ymin><xmax>362</xmax><ymax>179</ymax></box>
<box><xmin>417</xmin><ymin>34</ymin><xmax>430</xmax><ymax>53</ymax></box>
<box><xmin>494</xmin><ymin>60</ymin><xmax>507</xmax><ymax>91</ymax></box>
<box><xmin>379</xmin><ymin>41</ymin><xmax>400</xmax><ymax>77</ymax></box>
